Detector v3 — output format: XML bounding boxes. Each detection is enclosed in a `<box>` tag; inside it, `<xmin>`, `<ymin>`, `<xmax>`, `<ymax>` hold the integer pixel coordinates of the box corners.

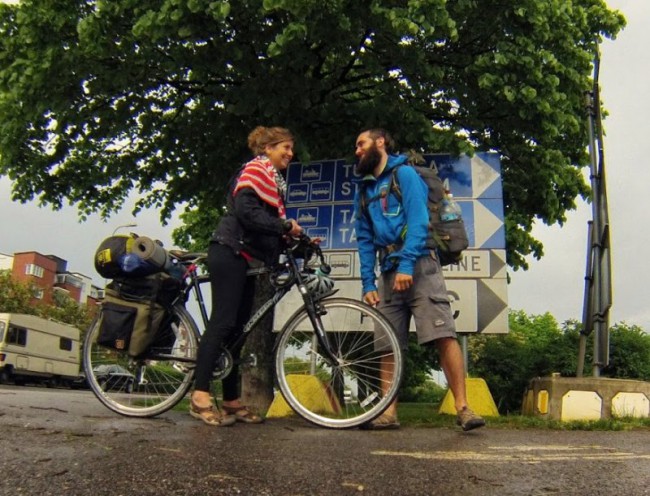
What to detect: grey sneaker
<box><xmin>456</xmin><ymin>407</ymin><xmax>486</xmax><ymax>431</ymax></box>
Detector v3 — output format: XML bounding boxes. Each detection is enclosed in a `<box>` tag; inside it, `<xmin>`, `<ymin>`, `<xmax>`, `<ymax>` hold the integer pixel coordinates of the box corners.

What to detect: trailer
<box><xmin>0</xmin><ymin>313</ymin><xmax>81</xmax><ymax>387</ymax></box>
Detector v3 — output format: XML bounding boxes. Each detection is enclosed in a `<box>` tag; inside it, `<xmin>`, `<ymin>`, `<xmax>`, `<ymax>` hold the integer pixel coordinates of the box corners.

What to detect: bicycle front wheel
<box><xmin>83</xmin><ymin>304</ymin><xmax>199</xmax><ymax>417</ymax></box>
<box><xmin>275</xmin><ymin>297</ymin><xmax>403</xmax><ymax>429</ymax></box>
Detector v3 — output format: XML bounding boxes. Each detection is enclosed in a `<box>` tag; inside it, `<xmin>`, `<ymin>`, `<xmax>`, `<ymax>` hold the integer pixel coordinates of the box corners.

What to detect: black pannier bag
<box><xmin>96</xmin><ymin>299</ymin><xmax>136</xmax><ymax>352</ymax></box>
<box><xmin>97</xmin><ymin>274</ymin><xmax>182</xmax><ymax>357</ymax></box>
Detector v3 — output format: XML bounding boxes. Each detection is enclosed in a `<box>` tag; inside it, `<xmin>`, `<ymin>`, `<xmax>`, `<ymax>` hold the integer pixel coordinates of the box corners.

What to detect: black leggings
<box><xmin>193</xmin><ymin>243</ymin><xmax>256</xmax><ymax>399</ymax></box>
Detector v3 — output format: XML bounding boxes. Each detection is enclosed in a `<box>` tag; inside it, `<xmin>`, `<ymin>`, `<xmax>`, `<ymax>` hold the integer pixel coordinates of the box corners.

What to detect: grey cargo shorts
<box><xmin>377</xmin><ymin>251</ymin><xmax>457</xmax><ymax>350</ymax></box>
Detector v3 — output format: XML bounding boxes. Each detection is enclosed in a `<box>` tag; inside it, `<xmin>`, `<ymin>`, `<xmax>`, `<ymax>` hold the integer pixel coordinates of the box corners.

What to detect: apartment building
<box><xmin>1</xmin><ymin>251</ymin><xmax>101</xmax><ymax>309</ymax></box>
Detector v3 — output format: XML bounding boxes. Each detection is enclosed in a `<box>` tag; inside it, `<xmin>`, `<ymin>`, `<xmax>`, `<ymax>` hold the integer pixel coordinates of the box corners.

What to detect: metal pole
<box><xmin>581</xmin><ymin>46</ymin><xmax>612</xmax><ymax>377</ymax></box>
<box><xmin>577</xmin><ymin>221</ymin><xmax>594</xmax><ymax>378</ymax></box>
<box><xmin>585</xmin><ymin>78</ymin><xmax>603</xmax><ymax>377</ymax></box>
<box><xmin>593</xmin><ymin>66</ymin><xmax>613</xmax><ymax>372</ymax></box>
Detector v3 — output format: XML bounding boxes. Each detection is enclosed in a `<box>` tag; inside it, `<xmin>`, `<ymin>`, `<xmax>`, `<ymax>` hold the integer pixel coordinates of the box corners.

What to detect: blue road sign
<box><xmin>285</xmin><ymin>153</ymin><xmax>504</xmax><ymax>251</ymax></box>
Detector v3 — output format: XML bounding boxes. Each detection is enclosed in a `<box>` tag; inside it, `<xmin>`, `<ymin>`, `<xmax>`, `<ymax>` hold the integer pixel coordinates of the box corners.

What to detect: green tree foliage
<box><xmin>0</xmin><ymin>0</ymin><xmax>625</xmax><ymax>268</ymax></box>
<box><xmin>397</xmin><ymin>338</ymin><xmax>447</xmax><ymax>405</ymax></box>
<box><xmin>0</xmin><ymin>270</ymin><xmax>36</xmax><ymax>313</ymax></box>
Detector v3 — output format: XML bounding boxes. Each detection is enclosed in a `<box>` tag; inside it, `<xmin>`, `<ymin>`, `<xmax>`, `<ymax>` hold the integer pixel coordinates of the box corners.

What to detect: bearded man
<box><xmin>353</xmin><ymin>128</ymin><xmax>485</xmax><ymax>431</ymax></box>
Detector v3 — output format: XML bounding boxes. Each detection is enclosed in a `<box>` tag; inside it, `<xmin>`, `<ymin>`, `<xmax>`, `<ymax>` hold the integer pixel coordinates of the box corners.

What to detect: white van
<box><xmin>0</xmin><ymin>313</ymin><xmax>81</xmax><ymax>387</ymax></box>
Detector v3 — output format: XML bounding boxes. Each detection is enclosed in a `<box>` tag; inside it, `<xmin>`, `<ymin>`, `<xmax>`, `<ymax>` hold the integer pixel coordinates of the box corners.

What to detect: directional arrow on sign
<box><xmin>489</xmin><ymin>250</ymin><xmax>507</xmax><ymax>279</ymax></box>
<box><xmin>471</xmin><ymin>154</ymin><xmax>502</xmax><ymax>199</ymax></box>
<box><xmin>477</xmin><ymin>279</ymin><xmax>508</xmax><ymax>333</ymax></box>
<box><xmin>473</xmin><ymin>200</ymin><xmax>506</xmax><ymax>249</ymax></box>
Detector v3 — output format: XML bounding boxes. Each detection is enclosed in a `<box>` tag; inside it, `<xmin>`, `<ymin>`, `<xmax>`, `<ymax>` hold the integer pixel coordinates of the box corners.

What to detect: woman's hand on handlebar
<box><xmin>283</xmin><ymin>219</ymin><xmax>303</xmax><ymax>237</ymax></box>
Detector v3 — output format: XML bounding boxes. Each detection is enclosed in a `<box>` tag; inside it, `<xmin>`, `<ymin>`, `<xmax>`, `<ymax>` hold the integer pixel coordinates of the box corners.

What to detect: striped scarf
<box><xmin>233</xmin><ymin>156</ymin><xmax>286</xmax><ymax>219</ymax></box>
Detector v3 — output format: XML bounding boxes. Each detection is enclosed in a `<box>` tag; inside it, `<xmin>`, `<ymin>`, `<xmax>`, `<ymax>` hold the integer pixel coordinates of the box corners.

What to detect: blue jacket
<box><xmin>354</xmin><ymin>154</ymin><xmax>429</xmax><ymax>294</ymax></box>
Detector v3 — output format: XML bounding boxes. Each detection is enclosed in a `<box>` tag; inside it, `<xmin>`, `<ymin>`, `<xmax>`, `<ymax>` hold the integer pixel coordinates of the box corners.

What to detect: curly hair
<box><xmin>247</xmin><ymin>126</ymin><xmax>294</xmax><ymax>156</ymax></box>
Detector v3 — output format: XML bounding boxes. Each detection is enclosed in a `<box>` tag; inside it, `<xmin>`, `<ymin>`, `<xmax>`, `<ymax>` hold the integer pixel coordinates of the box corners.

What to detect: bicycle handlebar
<box><xmin>284</xmin><ymin>230</ymin><xmax>331</xmax><ymax>274</ymax></box>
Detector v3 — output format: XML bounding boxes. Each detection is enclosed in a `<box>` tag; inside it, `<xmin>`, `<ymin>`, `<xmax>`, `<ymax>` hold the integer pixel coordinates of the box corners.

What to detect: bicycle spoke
<box><xmin>276</xmin><ymin>298</ymin><xmax>402</xmax><ymax>429</ymax></box>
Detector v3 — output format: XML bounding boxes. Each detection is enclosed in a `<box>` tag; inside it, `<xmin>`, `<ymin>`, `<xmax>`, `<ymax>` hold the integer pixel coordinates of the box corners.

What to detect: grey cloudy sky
<box><xmin>1</xmin><ymin>0</ymin><xmax>648</xmax><ymax>331</ymax></box>
<box><xmin>507</xmin><ymin>0</ymin><xmax>650</xmax><ymax>331</ymax></box>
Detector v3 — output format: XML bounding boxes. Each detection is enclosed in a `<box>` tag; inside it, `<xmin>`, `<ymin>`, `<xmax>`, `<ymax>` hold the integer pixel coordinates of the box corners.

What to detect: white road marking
<box><xmin>372</xmin><ymin>445</ymin><xmax>650</xmax><ymax>464</ymax></box>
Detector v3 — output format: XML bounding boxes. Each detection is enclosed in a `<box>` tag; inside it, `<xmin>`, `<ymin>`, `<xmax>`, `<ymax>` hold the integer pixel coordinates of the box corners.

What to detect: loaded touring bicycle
<box><xmin>84</xmin><ymin>232</ymin><xmax>404</xmax><ymax>429</ymax></box>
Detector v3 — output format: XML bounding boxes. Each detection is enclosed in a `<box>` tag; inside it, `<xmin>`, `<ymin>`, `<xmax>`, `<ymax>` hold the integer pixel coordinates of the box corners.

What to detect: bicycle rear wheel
<box><xmin>275</xmin><ymin>297</ymin><xmax>403</xmax><ymax>429</ymax></box>
<box><xmin>83</xmin><ymin>304</ymin><xmax>199</xmax><ymax>417</ymax></box>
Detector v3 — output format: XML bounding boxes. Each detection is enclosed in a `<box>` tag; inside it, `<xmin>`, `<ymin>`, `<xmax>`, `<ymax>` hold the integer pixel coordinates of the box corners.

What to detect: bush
<box><xmin>602</xmin><ymin>323</ymin><xmax>650</xmax><ymax>380</ymax></box>
<box><xmin>469</xmin><ymin>312</ymin><xmax>583</xmax><ymax>414</ymax></box>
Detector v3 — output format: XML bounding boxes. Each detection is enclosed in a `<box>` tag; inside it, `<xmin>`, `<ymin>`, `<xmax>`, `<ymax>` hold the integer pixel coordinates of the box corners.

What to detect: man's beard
<box><xmin>355</xmin><ymin>144</ymin><xmax>382</xmax><ymax>176</ymax></box>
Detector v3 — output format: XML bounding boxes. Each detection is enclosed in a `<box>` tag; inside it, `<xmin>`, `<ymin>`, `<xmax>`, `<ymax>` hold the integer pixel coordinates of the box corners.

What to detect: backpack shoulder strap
<box><xmin>389</xmin><ymin>164</ymin><xmax>406</xmax><ymax>202</ymax></box>
<box><xmin>358</xmin><ymin>179</ymin><xmax>387</xmax><ymax>218</ymax></box>
<box><xmin>357</xmin><ymin>181</ymin><xmax>369</xmax><ymax>215</ymax></box>
<box><xmin>359</xmin><ymin>163</ymin><xmax>413</xmax><ymax>217</ymax></box>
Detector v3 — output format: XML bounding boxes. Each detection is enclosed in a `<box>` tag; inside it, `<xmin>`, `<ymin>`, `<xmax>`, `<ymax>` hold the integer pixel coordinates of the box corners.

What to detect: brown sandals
<box><xmin>221</xmin><ymin>404</ymin><xmax>264</xmax><ymax>424</ymax></box>
<box><xmin>189</xmin><ymin>398</ymin><xmax>236</xmax><ymax>427</ymax></box>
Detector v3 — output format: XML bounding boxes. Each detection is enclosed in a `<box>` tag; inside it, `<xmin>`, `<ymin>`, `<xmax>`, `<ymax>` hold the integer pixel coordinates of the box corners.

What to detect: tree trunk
<box><xmin>240</xmin><ymin>274</ymin><xmax>276</xmax><ymax>413</ymax></box>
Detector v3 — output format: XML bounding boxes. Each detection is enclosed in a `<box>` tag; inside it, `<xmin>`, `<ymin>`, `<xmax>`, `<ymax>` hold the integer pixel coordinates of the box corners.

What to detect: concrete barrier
<box><xmin>522</xmin><ymin>375</ymin><xmax>650</xmax><ymax>421</ymax></box>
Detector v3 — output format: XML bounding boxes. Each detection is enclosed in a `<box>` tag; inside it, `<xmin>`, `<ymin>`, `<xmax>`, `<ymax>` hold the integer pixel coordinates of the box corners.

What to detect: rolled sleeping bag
<box><xmin>132</xmin><ymin>236</ymin><xmax>170</xmax><ymax>270</ymax></box>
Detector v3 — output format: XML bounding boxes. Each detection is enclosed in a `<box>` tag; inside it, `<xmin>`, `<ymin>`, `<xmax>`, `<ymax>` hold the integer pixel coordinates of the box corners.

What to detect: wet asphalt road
<box><xmin>1</xmin><ymin>385</ymin><xmax>649</xmax><ymax>496</ymax></box>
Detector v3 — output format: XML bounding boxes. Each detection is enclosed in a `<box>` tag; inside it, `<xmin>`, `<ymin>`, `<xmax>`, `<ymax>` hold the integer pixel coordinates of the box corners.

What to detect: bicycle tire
<box><xmin>274</xmin><ymin>297</ymin><xmax>403</xmax><ymax>429</ymax></box>
<box><xmin>83</xmin><ymin>304</ymin><xmax>199</xmax><ymax>417</ymax></box>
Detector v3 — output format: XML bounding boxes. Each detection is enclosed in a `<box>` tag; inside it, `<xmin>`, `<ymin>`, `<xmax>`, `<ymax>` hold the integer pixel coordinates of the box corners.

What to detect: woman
<box><xmin>190</xmin><ymin>126</ymin><xmax>302</xmax><ymax>426</ymax></box>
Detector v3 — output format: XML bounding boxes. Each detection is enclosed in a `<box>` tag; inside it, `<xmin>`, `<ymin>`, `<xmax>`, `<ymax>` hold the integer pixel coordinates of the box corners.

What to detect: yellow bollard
<box><xmin>438</xmin><ymin>377</ymin><xmax>499</xmax><ymax>417</ymax></box>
